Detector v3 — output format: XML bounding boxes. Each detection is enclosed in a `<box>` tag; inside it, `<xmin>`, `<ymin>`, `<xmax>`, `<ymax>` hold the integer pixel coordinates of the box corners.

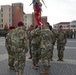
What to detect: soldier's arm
<box><xmin>5</xmin><ymin>36</ymin><xmax>8</xmax><ymax>49</ymax></box>
<box><xmin>64</xmin><ymin>31</ymin><xmax>67</xmax><ymax>44</ymax></box>
<box><xmin>5</xmin><ymin>34</ymin><xmax>9</xmax><ymax>49</ymax></box>
<box><xmin>5</xmin><ymin>33</ymin><xmax>12</xmax><ymax>53</ymax></box>
<box><xmin>24</xmin><ymin>32</ymin><xmax>29</xmax><ymax>53</ymax></box>
<box><xmin>56</xmin><ymin>31</ymin><xmax>59</xmax><ymax>41</ymax></box>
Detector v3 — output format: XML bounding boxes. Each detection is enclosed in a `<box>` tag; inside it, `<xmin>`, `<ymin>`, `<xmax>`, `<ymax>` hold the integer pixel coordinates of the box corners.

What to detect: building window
<box><xmin>1</xmin><ymin>14</ymin><xmax>3</xmax><ymax>17</ymax></box>
<box><xmin>1</xmin><ymin>19</ymin><xmax>3</xmax><ymax>22</ymax></box>
<box><xmin>9</xmin><ymin>8</ymin><xmax>10</xmax><ymax>11</ymax></box>
<box><xmin>0</xmin><ymin>24</ymin><xmax>3</xmax><ymax>28</ymax></box>
<box><xmin>71</xmin><ymin>25</ymin><xmax>76</xmax><ymax>27</ymax></box>
<box><xmin>1</xmin><ymin>8</ymin><xmax>3</xmax><ymax>12</ymax></box>
<box><xmin>25</xmin><ymin>16</ymin><xmax>27</xmax><ymax>18</ymax></box>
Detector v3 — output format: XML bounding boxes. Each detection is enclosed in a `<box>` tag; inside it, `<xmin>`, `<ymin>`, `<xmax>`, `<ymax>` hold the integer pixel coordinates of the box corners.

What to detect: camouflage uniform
<box><xmin>57</xmin><ymin>29</ymin><xmax>67</xmax><ymax>61</ymax></box>
<box><xmin>27</xmin><ymin>25</ymin><xmax>34</xmax><ymax>59</ymax></box>
<box><xmin>40</xmin><ymin>28</ymin><xmax>54</xmax><ymax>71</ymax></box>
<box><xmin>5</xmin><ymin>30</ymin><xmax>15</xmax><ymax>69</ymax></box>
<box><xmin>31</xmin><ymin>27</ymin><xmax>41</xmax><ymax>68</ymax></box>
<box><xmin>51</xmin><ymin>29</ymin><xmax>57</xmax><ymax>60</ymax></box>
<box><xmin>28</xmin><ymin>30</ymin><xmax>33</xmax><ymax>59</ymax></box>
<box><xmin>11</xmin><ymin>27</ymin><xmax>28</xmax><ymax>73</ymax></box>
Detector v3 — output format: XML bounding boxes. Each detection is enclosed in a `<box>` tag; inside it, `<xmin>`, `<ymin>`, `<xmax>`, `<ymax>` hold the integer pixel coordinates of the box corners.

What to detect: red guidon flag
<box><xmin>34</xmin><ymin>2</ymin><xmax>42</xmax><ymax>26</ymax></box>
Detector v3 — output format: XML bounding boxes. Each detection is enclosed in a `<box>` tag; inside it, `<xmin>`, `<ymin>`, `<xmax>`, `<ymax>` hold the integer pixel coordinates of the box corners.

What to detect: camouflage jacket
<box><xmin>11</xmin><ymin>27</ymin><xmax>28</xmax><ymax>53</ymax></box>
<box><xmin>31</xmin><ymin>27</ymin><xmax>41</xmax><ymax>47</ymax></box>
<box><xmin>40</xmin><ymin>28</ymin><xmax>54</xmax><ymax>50</ymax></box>
<box><xmin>57</xmin><ymin>30</ymin><xmax>67</xmax><ymax>44</ymax></box>
<box><xmin>5</xmin><ymin>30</ymin><xmax>14</xmax><ymax>53</ymax></box>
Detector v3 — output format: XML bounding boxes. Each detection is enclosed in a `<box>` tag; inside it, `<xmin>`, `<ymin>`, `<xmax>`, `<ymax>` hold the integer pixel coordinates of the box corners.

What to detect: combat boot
<box><xmin>57</xmin><ymin>58</ymin><xmax>61</xmax><ymax>61</ymax></box>
<box><xmin>60</xmin><ymin>57</ymin><xmax>63</xmax><ymax>61</ymax></box>
<box><xmin>57</xmin><ymin>57</ymin><xmax>61</xmax><ymax>61</ymax></box>
<box><xmin>19</xmin><ymin>70</ymin><xmax>24</xmax><ymax>75</ymax></box>
<box><xmin>41</xmin><ymin>70</ymin><xmax>49</xmax><ymax>74</ymax></box>
<box><xmin>60</xmin><ymin>58</ymin><xmax>63</xmax><ymax>61</ymax></box>
<box><xmin>57</xmin><ymin>58</ymin><xmax>63</xmax><ymax>61</ymax></box>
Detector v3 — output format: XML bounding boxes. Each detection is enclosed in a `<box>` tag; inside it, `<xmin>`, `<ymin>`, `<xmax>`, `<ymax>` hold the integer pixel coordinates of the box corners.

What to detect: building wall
<box><xmin>53</xmin><ymin>22</ymin><xmax>70</xmax><ymax>30</ymax></box>
<box><xmin>42</xmin><ymin>16</ymin><xmax>47</xmax><ymax>24</ymax></box>
<box><xmin>53</xmin><ymin>21</ymin><xmax>76</xmax><ymax>31</ymax></box>
<box><xmin>12</xmin><ymin>3</ymin><xmax>23</xmax><ymax>28</ymax></box>
<box><xmin>0</xmin><ymin>5</ymin><xmax>12</xmax><ymax>29</ymax></box>
<box><xmin>24</xmin><ymin>14</ymin><xmax>32</xmax><ymax>29</ymax></box>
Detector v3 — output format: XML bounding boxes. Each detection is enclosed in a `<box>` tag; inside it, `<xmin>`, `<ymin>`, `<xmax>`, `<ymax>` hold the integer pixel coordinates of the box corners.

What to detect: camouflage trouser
<box><xmin>41</xmin><ymin>48</ymin><xmax>52</xmax><ymax>70</ymax></box>
<box><xmin>50</xmin><ymin>45</ymin><xmax>54</xmax><ymax>59</ymax></box>
<box><xmin>14</xmin><ymin>52</ymin><xmax>26</xmax><ymax>73</ymax></box>
<box><xmin>8</xmin><ymin>54</ymin><xmax>14</xmax><ymax>67</ymax></box>
<box><xmin>57</xmin><ymin>44</ymin><xmax>65</xmax><ymax>59</ymax></box>
<box><xmin>32</xmin><ymin>47</ymin><xmax>41</xmax><ymax>66</ymax></box>
<box><xmin>29</xmin><ymin>46</ymin><xmax>32</xmax><ymax>57</ymax></box>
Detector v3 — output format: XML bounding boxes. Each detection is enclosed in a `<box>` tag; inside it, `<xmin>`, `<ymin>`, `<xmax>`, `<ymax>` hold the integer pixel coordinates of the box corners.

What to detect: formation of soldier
<box><xmin>5</xmin><ymin>21</ymin><xmax>67</xmax><ymax>75</ymax></box>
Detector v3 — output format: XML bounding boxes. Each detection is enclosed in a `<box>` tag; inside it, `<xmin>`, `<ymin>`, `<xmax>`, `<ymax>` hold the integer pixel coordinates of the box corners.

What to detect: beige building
<box><xmin>42</xmin><ymin>16</ymin><xmax>47</xmax><ymax>24</ymax></box>
<box><xmin>0</xmin><ymin>5</ymin><xmax>12</xmax><ymax>29</ymax></box>
<box><xmin>53</xmin><ymin>22</ymin><xmax>70</xmax><ymax>30</ymax></box>
<box><xmin>24</xmin><ymin>13</ymin><xmax>33</xmax><ymax>29</ymax></box>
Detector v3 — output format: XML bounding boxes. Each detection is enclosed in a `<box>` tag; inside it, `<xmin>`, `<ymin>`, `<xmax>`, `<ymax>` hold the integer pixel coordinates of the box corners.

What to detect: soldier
<box><xmin>40</xmin><ymin>23</ymin><xmax>54</xmax><ymax>74</ymax></box>
<box><xmin>5</xmin><ymin>26</ymin><xmax>15</xmax><ymax>70</ymax></box>
<box><xmin>28</xmin><ymin>25</ymin><xmax>34</xmax><ymax>59</ymax></box>
<box><xmin>31</xmin><ymin>26</ymin><xmax>41</xmax><ymax>70</ymax></box>
<box><xmin>57</xmin><ymin>25</ymin><xmax>67</xmax><ymax>61</ymax></box>
<box><xmin>11</xmin><ymin>21</ymin><xmax>28</xmax><ymax>75</ymax></box>
<box><xmin>47</xmin><ymin>22</ymin><xmax>57</xmax><ymax>61</ymax></box>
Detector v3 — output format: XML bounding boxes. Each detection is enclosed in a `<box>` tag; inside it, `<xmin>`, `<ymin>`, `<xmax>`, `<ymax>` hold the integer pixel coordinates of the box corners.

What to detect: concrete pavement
<box><xmin>0</xmin><ymin>37</ymin><xmax>76</xmax><ymax>75</ymax></box>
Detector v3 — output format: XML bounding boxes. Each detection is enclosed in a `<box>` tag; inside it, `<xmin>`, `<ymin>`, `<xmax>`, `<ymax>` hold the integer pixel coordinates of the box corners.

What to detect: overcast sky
<box><xmin>0</xmin><ymin>0</ymin><xmax>76</xmax><ymax>25</ymax></box>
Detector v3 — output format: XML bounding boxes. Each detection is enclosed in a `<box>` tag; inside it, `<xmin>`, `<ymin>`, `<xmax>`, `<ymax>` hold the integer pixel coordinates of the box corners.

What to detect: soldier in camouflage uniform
<box><xmin>28</xmin><ymin>25</ymin><xmax>34</xmax><ymax>59</ymax></box>
<box><xmin>5</xmin><ymin>26</ymin><xmax>15</xmax><ymax>70</ymax></box>
<box><xmin>48</xmin><ymin>23</ymin><xmax>57</xmax><ymax>61</ymax></box>
<box><xmin>31</xmin><ymin>26</ymin><xmax>41</xmax><ymax>70</ymax></box>
<box><xmin>40</xmin><ymin>23</ymin><xmax>54</xmax><ymax>74</ymax></box>
<box><xmin>57</xmin><ymin>25</ymin><xmax>67</xmax><ymax>61</ymax></box>
<box><xmin>11</xmin><ymin>21</ymin><xmax>28</xmax><ymax>75</ymax></box>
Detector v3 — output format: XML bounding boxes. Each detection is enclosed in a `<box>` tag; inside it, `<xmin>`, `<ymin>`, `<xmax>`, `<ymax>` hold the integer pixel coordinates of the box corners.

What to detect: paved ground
<box><xmin>0</xmin><ymin>37</ymin><xmax>76</xmax><ymax>75</ymax></box>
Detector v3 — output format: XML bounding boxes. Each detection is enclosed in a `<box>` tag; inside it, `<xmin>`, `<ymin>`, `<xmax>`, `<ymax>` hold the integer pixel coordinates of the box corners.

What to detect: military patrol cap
<box><xmin>18</xmin><ymin>21</ymin><xmax>24</xmax><ymax>26</ymax></box>
<box><xmin>9</xmin><ymin>26</ymin><xmax>15</xmax><ymax>29</ymax></box>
